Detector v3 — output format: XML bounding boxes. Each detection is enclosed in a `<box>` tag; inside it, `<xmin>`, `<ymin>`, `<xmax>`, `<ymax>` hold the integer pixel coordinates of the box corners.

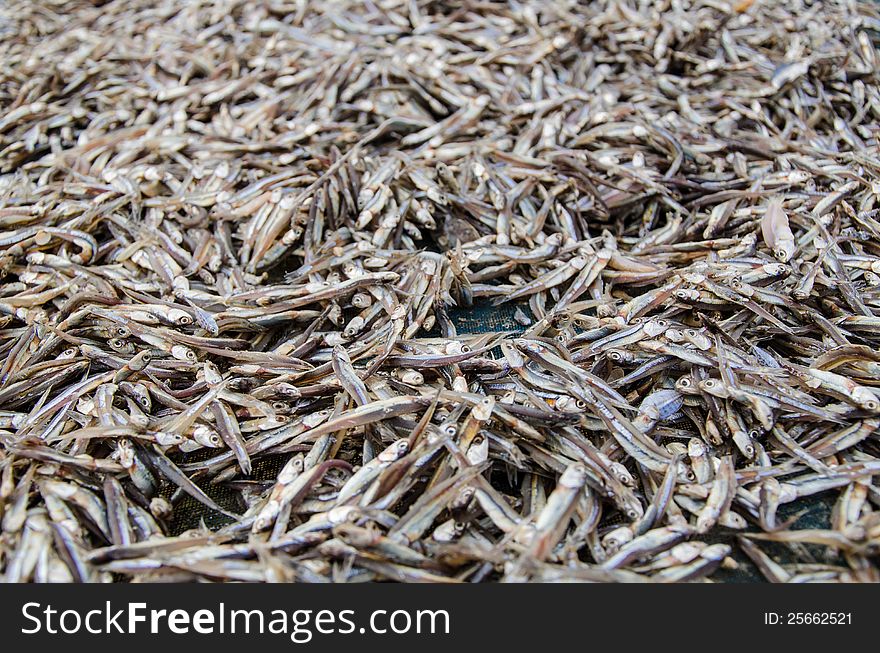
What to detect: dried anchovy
<box><xmin>1</xmin><ymin>0</ymin><xmax>880</xmax><ymax>583</ymax></box>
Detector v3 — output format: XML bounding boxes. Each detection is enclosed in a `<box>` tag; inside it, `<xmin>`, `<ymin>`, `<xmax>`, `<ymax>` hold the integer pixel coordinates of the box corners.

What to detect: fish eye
<box><xmin>443</xmin><ymin>425</ymin><xmax>457</xmax><ymax>436</ymax></box>
<box><xmin>627</xmin><ymin>509</ymin><xmax>639</xmax><ymax>519</ymax></box>
<box><xmin>397</xmin><ymin>441</ymin><xmax>409</xmax><ymax>452</ymax></box>
<box><xmin>575</xmin><ymin>400</ymin><xmax>587</xmax><ymax>408</ymax></box>
<box><xmin>679</xmin><ymin>378</ymin><xmax>691</xmax><ymax>387</ymax></box>
<box><xmin>211</xmin><ymin>434</ymin><xmax>222</xmax><ymax>445</ymax></box>
<box><xmin>186</xmin><ymin>351</ymin><xmax>197</xmax><ymax>361</ymax></box>
<box><xmin>555</xmin><ymin>334</ymin><xmax>566</xmax><ymax>343</ymax></box>
<box><xmin>865</xmin><ymin>400</ymin><xmax>878</xmax><ymax>411</ymax></box>
<box><xmin>116</xmin><ymin>327</ymin><xmax>129</xmax><ymax>337</ymax></box>
<box><xmin>139</xmin><ymin>397</ymin><xmax>150</xmax><ymax>407</ymax></box>
<box><xmin>704</xmin><ymin>379</ymin><xmax>716</xmax><ymax>388</ymax></box>
<box><xmin>460</xmin><ymin>344</ymin><xmax>471</xmax><ymax>353</ymax></box>
<box><xmin>472</xmin><ymin>435</ymin><xmax>484</xmax><ymax>445</ymax></box>
<box><xmin>272</xmin><ymin>401</ymin><xmax>287</xmax><ymax>411</ymax></box>
<box><xmin>686</xmin><ymin>329</ymin><xmax>698</xmax><ymax>337</ymax></box>
<box><xmin>178</xmin><ymin>314</ymin><xmax>192</xmax><ymax>325</ymax></box>
<box><xmin>686</xmin><ymin>469</ymin><xmax>696</xmax><ymax>481</ymax></box>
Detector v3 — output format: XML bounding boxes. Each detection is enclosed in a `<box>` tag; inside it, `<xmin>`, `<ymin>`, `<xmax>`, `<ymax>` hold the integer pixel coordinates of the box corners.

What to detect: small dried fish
<box><xmin>0</xmin><ymin>0</ymin><xmax>879</xmax><ymax>585</ymax></box>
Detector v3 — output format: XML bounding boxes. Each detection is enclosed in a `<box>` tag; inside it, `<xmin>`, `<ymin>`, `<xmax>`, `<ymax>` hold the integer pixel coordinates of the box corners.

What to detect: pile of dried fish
<box><xmin>1</xmin><ymin>0</ymin><xmax>880</xmax><ymax>583</ymax></box>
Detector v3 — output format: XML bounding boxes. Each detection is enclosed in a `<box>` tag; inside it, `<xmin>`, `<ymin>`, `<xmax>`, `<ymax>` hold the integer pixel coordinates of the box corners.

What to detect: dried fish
<box><xmin>1</xmin><ymin>0</ymin><xmax>879</xmax><ymax>584</ymax></box>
